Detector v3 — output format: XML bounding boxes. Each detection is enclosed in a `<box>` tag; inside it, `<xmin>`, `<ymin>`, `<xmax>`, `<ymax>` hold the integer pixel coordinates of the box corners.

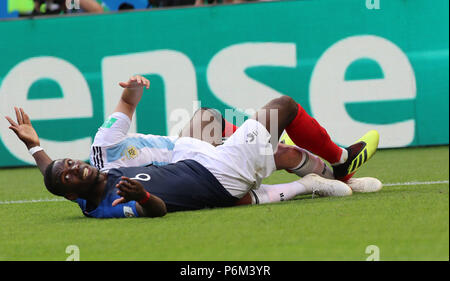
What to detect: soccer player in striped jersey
<box><xmin>89</xmin><ymin>74</ymin><xmax>336</xmax><ymax>179</ymax></box>
<box><xmin>93</xmin><ymin>75</ymin><xmax>381</xmax><ymax>194</ymax></box>
<box><xmin>90</xmin><ymin>75</ymin><xmax>177</xmax><ymax>171</ymax></box>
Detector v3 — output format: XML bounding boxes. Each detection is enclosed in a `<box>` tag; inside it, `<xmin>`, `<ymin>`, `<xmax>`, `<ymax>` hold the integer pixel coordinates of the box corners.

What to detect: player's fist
<box><xmin>112</xmin><ymin>176</ymin><xmax>148</xmax><ymax>206</ymax></box>
<box><xmin>118</xmin><ymin>75</ymin><xmax>150</xmax><ymax>90</ymax></box>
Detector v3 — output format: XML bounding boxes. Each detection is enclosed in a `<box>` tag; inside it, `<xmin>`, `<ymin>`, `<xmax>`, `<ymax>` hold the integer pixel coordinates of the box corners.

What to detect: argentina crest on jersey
<box><xmin>104</xmin><ymin>135</ymin><xmax>177</xmax><ymax>168</ymax></box>
<box><xmin>124</xmin><ymin>145</ymin><xmax>139</xmax><ymax>160</ymax></box>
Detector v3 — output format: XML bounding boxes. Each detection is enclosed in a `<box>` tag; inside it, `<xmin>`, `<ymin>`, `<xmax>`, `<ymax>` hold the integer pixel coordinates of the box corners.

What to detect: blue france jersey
<box><xmin>75</xmin><ymin>160</ymin><xmax>238</xmax><ymax>218</ymax></box>
<box><xmin>75</xmin><ymin>188</ymin><xmax>138</xmax><ymax>218</ymax></box>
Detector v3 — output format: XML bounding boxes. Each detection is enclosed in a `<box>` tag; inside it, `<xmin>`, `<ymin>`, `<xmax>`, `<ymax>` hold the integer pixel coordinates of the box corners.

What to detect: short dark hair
<box><xmin>44</xmin><ymin>160</ymin><xmax>65</xmax><ymax>196</ymax></box>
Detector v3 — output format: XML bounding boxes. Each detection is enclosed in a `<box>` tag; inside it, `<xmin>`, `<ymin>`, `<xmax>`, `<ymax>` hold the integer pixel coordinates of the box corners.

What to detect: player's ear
<box><xmin>64</xmin><ymin>193</ymin><xmax>78</xmax><ymax>201</ymax></box>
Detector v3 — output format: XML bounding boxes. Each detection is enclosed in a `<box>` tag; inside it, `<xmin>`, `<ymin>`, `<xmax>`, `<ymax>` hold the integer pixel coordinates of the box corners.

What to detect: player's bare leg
<box><xmin>252</xmin><ymin>96</ymin><xmax>381</xmax><ymax>191</ymax></box>
<box><xmin>181</xmin><ymin>106</ymin><xmax>335</xmax><ymax>179</ymax></box>
<box><xmin>179</xmin><ymin>107</ymin><xmax>223</xmax><ymax>146</ymax></box>
<box><xmin>180</xmin><ymin>100</ymin><xmax>379</xmax><ymax>202</ymax></box>
<box><xmin>280</xmin><ymin>133</ymin><xmax>382</xmax><ymax>192</ymax></box>
<box><xmin>183</xmin><ymin>103</ymin><xmax>378</xmax><ymax>187</ymax></box>
<box><xmin>275</xmin><ymin>143</ymin><xmax>334</xmax><ymax>179</ymax></box>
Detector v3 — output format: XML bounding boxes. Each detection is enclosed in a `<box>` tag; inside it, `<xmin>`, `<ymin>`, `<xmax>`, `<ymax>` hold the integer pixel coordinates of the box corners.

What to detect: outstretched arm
<box><xmin>114</xmin><ymin>75</ymin><xmax>150</xmax><ymax>120</ymax></box>
<box><xmin>5</xmin><ymin>107</ymin><xmax>53</xmax><ymax>175</ymax></box>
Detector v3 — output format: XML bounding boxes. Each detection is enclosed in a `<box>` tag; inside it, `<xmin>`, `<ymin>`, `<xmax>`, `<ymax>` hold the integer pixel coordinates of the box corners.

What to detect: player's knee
<box><xmin>274</xmin><ymin>143</ymin><xmax>302</xmax><ymax>169</ymax></box>
<box><xmin>273</xmin><ymin>96</ymin><xmax>298</xmax><ymax>116</ymax></box>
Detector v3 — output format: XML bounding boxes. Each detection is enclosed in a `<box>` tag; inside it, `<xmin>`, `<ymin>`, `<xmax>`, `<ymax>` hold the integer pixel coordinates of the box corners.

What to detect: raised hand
<box><xmin>118</xmin><ymin>75</ymin><xmax>150</xmax><ymax>90</ymax></box>
<box><xmin>5</xmin><ymin>107</ymin><xmax>40</xmax><ymax>149</ymax></box>
<box><xmin>114</xmin><ymin>75</ymin><xmax>150</xmax><ymax>120</ymax></box>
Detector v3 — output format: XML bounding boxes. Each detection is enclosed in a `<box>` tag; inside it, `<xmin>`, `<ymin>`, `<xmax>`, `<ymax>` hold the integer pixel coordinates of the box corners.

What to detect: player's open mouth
<box><xmin>83</xmin><ymin>167</ymin><xmax>89</xmax><ymax>179</ymax></box>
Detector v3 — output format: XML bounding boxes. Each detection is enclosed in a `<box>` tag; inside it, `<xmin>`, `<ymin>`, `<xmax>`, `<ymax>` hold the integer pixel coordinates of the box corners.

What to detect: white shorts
<box><xmin>171</xmin><ymin>119</ymin><xmax>277</xmax><ymax>198</ymax></box>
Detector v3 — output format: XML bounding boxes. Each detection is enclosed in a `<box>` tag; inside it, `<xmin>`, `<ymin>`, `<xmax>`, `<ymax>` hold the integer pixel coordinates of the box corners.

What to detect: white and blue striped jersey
<box><xmin>90</xmin><ymin>112</ymin><xmax>178</xmax><ymax>171</ymax></box>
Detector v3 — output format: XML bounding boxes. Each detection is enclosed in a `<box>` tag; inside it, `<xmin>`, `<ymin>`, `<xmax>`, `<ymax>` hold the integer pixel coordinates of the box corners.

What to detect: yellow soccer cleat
<box><xmin>279</xmin><ymin>131</ymin><xmax>295</xmax><ymax>146</ymax></box>
<box><xmin>333</xmin><ymin>130</ymin><xmax>380</xmax><ymax>181</ymax></box>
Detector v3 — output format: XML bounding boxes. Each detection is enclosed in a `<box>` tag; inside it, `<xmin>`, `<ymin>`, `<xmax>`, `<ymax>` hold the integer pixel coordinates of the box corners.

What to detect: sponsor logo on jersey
<box><xmin>123</xmin><ymin>206</ymin><xmax>135</xmax><ymax>218</ymax></box>
<box><xmin>101</xmin><ymin>117</ymin><xmax>118</xmax><ymax>128</ymax></box>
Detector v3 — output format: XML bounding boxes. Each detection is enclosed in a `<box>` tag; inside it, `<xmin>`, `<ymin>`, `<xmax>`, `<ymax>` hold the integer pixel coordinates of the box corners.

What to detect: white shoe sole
<box><xmin>301</xmin><ymin>174</ymin><xmax>353</xmax><ymax>197</ymax></box>
<box><xmin>347</xmin><ymin>177</ymin><xmax>383</xmax><ymax>193</ymax></box>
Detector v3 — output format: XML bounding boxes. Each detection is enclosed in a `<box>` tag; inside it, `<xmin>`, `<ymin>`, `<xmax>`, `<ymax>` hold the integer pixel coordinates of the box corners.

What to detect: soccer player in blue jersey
<box><xmin>7</xmin><ymin>93</ymin><xmax>374</xmax><ymax>218</ymax></box>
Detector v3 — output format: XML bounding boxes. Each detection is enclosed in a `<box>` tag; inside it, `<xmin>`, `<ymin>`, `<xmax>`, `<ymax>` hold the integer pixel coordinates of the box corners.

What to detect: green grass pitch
<box><xmin>0</xmin><ymin>146</ymin><xmax>448</xmax><ymax>261</ymax></box>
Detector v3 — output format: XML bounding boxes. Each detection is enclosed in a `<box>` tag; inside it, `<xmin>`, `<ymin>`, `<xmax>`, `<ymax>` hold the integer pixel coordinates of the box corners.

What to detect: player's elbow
<box><xmin>145</xmin><ymin>201</ymin><xmax>167</xmax><ymax>218</ymax></box>
<box><xmin>152</xmin><ymin>204</ymin><xmax>167</xmax><ymax>218</ymax></box>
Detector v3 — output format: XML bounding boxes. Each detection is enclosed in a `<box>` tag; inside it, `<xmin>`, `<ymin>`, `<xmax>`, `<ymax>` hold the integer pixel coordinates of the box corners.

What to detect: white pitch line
<box><xmin>0</xmin><ymin>198</ymin><xmax>66</xmax><ymax>205</ymax></box>
<box><xmin>383</xmin><ymin>180</ymin><xmax>449</xmax><ymax>187</ymax></box>
<box><xmin>0</xmin><ymin>180</ymin><xmax>448</xmax><ymax>205</ymax></box>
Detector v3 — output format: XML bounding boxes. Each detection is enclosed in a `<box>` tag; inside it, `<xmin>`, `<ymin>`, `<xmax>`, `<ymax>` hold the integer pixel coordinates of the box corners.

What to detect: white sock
<box><xmin>250</xmin><ymin>182</ymin><xmax>311</xmax><ymax>204</ymax></box>
<box><xmin>289</xmin><ymin>147</ymin><xmax>334</xmax><ymax>179</ymax></box>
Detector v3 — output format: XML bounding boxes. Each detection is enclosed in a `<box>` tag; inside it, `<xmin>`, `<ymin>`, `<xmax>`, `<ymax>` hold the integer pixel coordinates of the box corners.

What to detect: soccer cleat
<box><xmin>279</xmin><ymin>130</ymin><xmax>295</xmax><ymax>146</ymax></box>
<box><xmin>300</xmin><ymin>174</ymin><xmax>353</xmax><ymax>197</ymax></box>
<box><xmin>347</xmin><ymin>177</ymin><xmax>383</xmax><ymax>193</ymax></box>
<box><xmin>333</xmin><ymin>130</ymin><xmax>380</xmax><ymax>181</ymax></box>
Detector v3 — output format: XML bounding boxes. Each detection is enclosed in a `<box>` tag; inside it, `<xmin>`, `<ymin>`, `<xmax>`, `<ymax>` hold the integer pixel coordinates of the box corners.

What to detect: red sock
<box><xmin>222</xmin><ymin>118</ymin><xmax>238</xmax><ymax>137</ymax></box>
<box><xmin>285</xmin><ymin>104</ymin><xmax>343</xmax><ymax>164</ymax></box>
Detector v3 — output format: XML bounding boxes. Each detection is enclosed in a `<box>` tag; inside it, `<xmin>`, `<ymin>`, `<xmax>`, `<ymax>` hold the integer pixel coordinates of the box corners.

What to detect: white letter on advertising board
<box><xmin>207</xmin><ymin>42</ymin><xmax>297</xmax><ymax>113</ymax></box>
<box><xmin>0</xmin><ymin>57</ymin><xmax>93</xmax><ymax>164</ymax></box>
<box><xmin>310</xmin><ymin>35</ymin><xmax>416</xmax><ymax>148</ymax></box>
